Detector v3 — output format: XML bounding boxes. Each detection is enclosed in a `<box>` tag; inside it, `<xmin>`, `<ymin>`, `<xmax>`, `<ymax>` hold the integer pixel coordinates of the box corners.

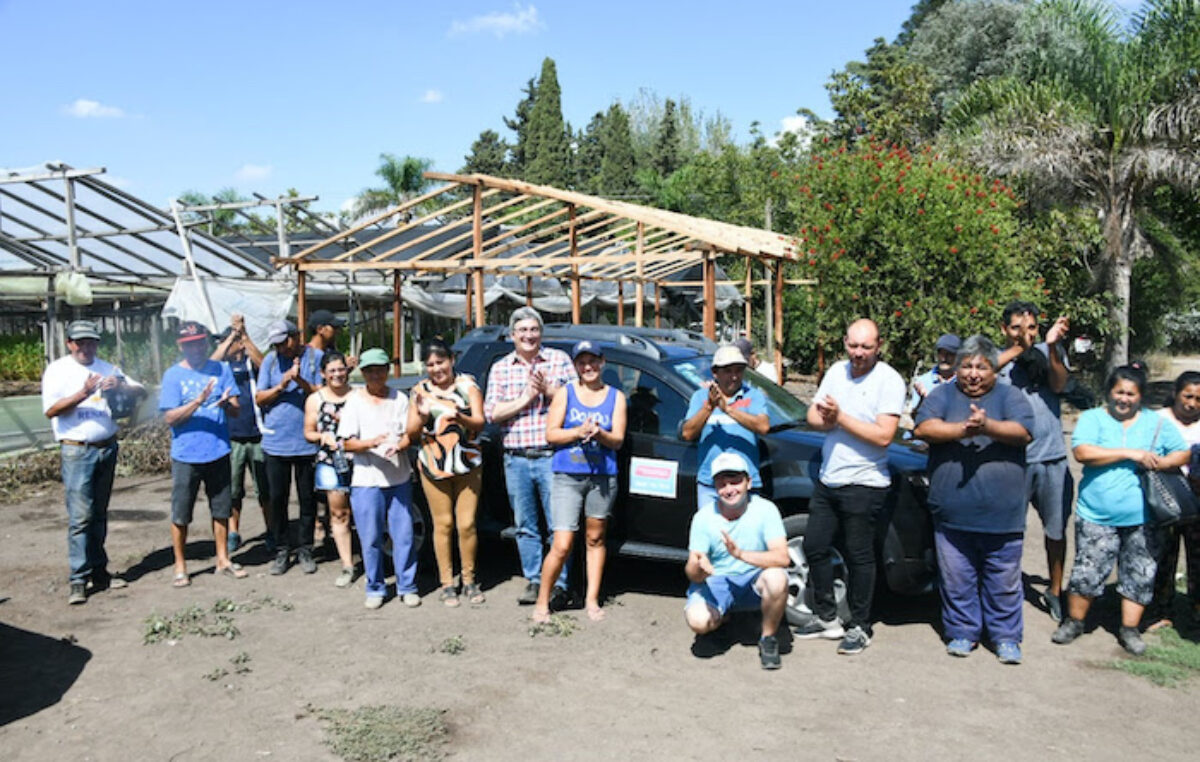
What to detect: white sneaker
<box><xmin>793</xmin><ymin>616</ymin><xmax>845</xmax><ymax>640</ymax></box>
<box><xmin>364</xmin><ymin>596</ymin><xmax>384</xmax><ymax>610</ymax></box>
<box><xmin>402</xmin><ymin>592</ymin><xmax>422</xmax><ymax>608</ymax></box>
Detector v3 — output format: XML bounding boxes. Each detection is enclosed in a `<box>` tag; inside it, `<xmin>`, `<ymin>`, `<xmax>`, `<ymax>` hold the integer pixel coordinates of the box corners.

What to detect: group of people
<box><xmin>42</xmin><ymin>301</ymin><xmax>1200</xmax><ymax>672</ymax></box>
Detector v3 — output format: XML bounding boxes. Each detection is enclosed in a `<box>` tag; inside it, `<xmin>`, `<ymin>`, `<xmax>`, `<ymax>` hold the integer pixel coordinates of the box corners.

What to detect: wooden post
<box><xmin>464</xmin><ymin>272</ymin><xmax>474</xmax><ymax>329</ymax></box>
<box><xmin>569</xmin><ymin>204</ymin><xmax>581</xmax><ymax>324</ymax></box>
<box><xmin>654</xmin><ymin>282</ymin><xmax>662</xmax><ymax>329</ymax></box>
<box><xmin>392</xmin><ymin>272</ymin><xmax>403</xmax><ymax>378</ymax></box>
<box><xmin>472</xmin><ymin>185</ymin><xmax>486</xmax><ymax>327</ymax></box>
<box><xmin>149</xmin><ymin>313</ymin><xmax>163</xmax><ymax>381</ymax></box>
<box><xmin>702</xmin><ymin>251</ymin><xmax>716</xmax><ymax>340</ymax></box>
<box><xmin>114</xmin><ymin>300</ymin><xmax>125</xmax><ymax>369</ymax></box>
<box><xmin>45</xmin><ymin>280</ymin><xmax>57</xmax><ymax>363</ymax></box>
<box><xmin>634</xmin><ymin>222</ymin><xmax>645</xmax><ymax>327</ymax></box>
<box><xmin>773</xmin><ymin>259</ymin><xmax>784</xmax><ymax>382</ymax></box>
<box><xmin>743</xmin><ymin>261</ymin><xmax>753</xmax><ymax>335</ymax></box>
<box><xmin>616</xmin><ymin>281</ymin><xmax>624</xmax><ymax>326</ymax></box>
<box><xmin>297</xmin><ymin>270</ymin><xmax>308</xmax><ymax>341</ymax></box>
<box><xmin>525</xmin><ymin>276</ymin><xmax>533</xmax><ymax>307</ymax></box>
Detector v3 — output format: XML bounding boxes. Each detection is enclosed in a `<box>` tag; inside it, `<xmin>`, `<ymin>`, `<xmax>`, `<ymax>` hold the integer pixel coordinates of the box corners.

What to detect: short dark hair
<box><xmin>320</xmin><ymin>350</ymin><xmax>347</xmax><ymax>371</ymax></box>
<box><xmin>420</xmin><ymin>337</ymin><xmax>454</xmax><ymax>363</ymax></box>
<box><xmin>1104</xmin><ymin>364</ymin><xmax>1147</xmax><ymax>398</ymax></box>
<box><xmin>1172</xmin><ymin>371</ymin><xmax>1200</xmax><ymax>400</ymax></box>
<box><xmin>1001</xmin><ymin>300</ymin><xmax>1038</xmax><ymax>325</ymax></box>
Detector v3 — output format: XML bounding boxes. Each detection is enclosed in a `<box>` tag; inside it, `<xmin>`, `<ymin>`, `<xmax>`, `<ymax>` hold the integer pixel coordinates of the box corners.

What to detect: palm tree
<box><xmin>348</xmin><ymin>154</ymin><xmax>433</xmax><ymax>224</ymax></box>
<box><xmin>948</xmin><ymin>0</ymin><xmax>1200</xmax><ymax>368</ymax></box>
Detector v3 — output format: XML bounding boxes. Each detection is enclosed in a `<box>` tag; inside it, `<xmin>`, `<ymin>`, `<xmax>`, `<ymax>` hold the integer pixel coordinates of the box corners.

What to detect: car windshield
<box><xmin>668</xmin><ymin>356</ymin><xmax>808</xmax><ymax>427</ymax></box>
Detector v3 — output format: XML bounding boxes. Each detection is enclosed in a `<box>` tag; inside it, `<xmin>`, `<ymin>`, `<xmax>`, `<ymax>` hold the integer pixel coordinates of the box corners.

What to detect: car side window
<box><xmin>606</xmin><ymin>362</ymin><xmax>687</xmax><ymax>437</ymax></box>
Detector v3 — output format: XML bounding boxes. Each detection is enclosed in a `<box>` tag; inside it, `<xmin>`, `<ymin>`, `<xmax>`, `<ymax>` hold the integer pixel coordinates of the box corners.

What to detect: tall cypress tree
<box><xmin>598</xmin><ymin>102</ymin><xmax>637</xmax><ymax>197</ymax></box>
<box><xmin>574</xmin><ymin>111</ymin><xmax>606</xmax><ymax>193</ymax></box>
<box><xmin>524</xmin><ymin>57</ymin><xmax>570</xmax><ymax>187</ymax></box>
<box><xmin>503</xmin><ymin>77</ymin><xmax>537</xmax><ymax>176</ymax></box>
<box><xmin>652</xmin><ymin>98</ymin><xmax>682</xmax><ymax>177</ymax></box>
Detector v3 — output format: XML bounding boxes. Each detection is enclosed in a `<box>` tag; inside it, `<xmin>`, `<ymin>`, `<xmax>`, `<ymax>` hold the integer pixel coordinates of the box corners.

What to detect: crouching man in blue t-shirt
<box><xmin>684</xmin><ymin>451</ymin><xmax>789</xmax><ymax>670</ymax></box>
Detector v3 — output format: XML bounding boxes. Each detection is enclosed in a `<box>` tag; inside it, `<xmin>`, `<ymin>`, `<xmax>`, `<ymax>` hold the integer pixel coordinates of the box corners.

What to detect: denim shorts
<box><xmin>686</xmin><ymin>568</ymin><xmax>764</xmax><ymax>616</ymax></box>
<box><xmin>315</xmin><ymin>462</ymin><xmax>352</xmax><ymax>493</ymax></box>
<box><xmin>549</xmin><ymin>472</ymin><xmax>617</xmax><ymax>531</ymax></box>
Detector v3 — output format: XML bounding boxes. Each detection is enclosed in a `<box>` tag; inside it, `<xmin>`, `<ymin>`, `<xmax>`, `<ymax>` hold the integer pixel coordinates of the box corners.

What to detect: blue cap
<box><xmin>571</xmin><ymin>340</ymin><xmax>603</xmax><ymax>360</ymax></box>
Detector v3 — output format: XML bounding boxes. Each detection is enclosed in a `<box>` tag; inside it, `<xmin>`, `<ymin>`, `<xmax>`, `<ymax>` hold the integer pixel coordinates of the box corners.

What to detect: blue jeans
<box><xmin>935</xmin><ymin>526</ymin><xmax>1024</xmax><ymax>643</ymax></box>
<box><xmin>62</xmin><ymin>441</ymin><xmax>119</xmax><ymax>583</ymax></box>
<box><xmin>504</xmin><ymin>453</ymin><xmax>569</xmax><ymax>588</ymax></box>
<box><xmin>351</xmin><ymin>482</ymin><xmax>416</xmax><ymax>598</ymax></box>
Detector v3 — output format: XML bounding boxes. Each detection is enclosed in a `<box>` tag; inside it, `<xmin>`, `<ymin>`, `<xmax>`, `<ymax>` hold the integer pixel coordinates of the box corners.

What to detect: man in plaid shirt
<box><xmin>485</xmin><ymin>307</ymin><xmax>577</xmax><ymax>606</ymax></box>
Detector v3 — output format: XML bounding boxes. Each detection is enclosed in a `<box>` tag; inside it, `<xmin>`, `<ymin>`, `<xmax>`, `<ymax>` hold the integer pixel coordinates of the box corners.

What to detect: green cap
<box><xmin>358</xmin><ymin>348</ymin><xmax>391</xmax><ymax>368</ymax></box>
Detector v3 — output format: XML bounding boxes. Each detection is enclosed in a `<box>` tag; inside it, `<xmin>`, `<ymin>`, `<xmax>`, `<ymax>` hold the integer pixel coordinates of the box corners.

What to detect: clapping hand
<box><xmin>963</xmin><ymin>403</ymin><xmax>987</xmax><ymax>435</ymax></box>
<box><xmin>82</xmin><ymin>373</ymin><xmax>103</xmax><ymax>396</ymax></box>
<box><xmin>281</xmin><ymin>357</ymin><xmax>301</xmax><ymax>385</ymax></box>
<box><xmin>197</xmin><ymin>378</ymin><xmax>217</xmax><ymax>405</ymax></box>
<box><xmin>815</xmin><ymin>394</ymin><xmax>839</xmax><ymax>425</ymax></box>
<box><xmin>706</xmin><ymin>382</ymin><xmax>726</xmax><ymax>412</ymax></box>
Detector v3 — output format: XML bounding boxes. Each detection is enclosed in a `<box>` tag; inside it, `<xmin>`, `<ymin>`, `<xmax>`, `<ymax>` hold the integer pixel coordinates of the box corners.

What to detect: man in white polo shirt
<box><xmin>42</xmin><ymin>319</ymin><xmax>145</xmax><ymax>605</ymax></box>
<box><xmin>798</xmin><ymin>318</ymin><xmax>906</xmax><ymax>655</ymax></box>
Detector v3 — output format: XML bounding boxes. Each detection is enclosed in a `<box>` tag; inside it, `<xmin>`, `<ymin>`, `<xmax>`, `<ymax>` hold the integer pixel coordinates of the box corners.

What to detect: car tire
<box><xmin>783</xmin><ymin>515</ymin><xmax>851</xmax><ymax>626</ymax></box>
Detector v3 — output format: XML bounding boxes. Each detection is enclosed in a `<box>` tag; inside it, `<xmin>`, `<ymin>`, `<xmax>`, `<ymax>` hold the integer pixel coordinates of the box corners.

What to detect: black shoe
<box><xmin>549</xmin><ymin>586</ymin><xmax>570</xmax><ymax>612</ymax></box>
<box><xmin>89</xmin><ymin>569</ymin><xmax>127</xmax><ymax>592</ymax></box>
<box><xmin>517</xmin><ymin>581</ymin><xmax>538</xmax><ymax>605</ymax></box>
<box><xmin>1051</xmin><ymin>617</ymin><xmax>1084</xmax><ymax>645</ymax></box>
<box><xmin>297</xmin><ymin>547</ymin><xmax>318</xmax><ymax>574</ymax></box>
<box><xmin>837</xmin><ymin>626</ymin><xmax>871</xmax><ymax>655</ymax></box>
<box><xmin>759</xmin><ymin>635</ymin><xmax>782</xmax><ymax>670</ymax></box>
<box><xmin>270</xmin><ymin>551</ymin><xmax>290</xmax><ymax>576</ymax></box>
<box><xmin>68</xmin><ymin>581</ymin><xmax>87</xmax><ymax>605</ymax></box>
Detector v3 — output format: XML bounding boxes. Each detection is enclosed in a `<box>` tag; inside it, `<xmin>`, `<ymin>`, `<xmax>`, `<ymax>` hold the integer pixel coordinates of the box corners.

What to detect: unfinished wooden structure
<box><xmin>280</xmin><ymin>173</ymin><xmax>804</xmax><ymax>377</ymax></box>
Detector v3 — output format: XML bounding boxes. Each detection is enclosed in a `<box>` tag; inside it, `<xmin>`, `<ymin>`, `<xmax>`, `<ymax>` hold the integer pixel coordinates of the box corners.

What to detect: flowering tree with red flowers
<box><xmin>779</xmin><ymin>138</ymin><xmax>1044</xmax><ymax>373</ymax></box>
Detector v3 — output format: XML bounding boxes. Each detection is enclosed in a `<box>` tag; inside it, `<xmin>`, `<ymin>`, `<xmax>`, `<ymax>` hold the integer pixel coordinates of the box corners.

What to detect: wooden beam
<box><xmin>774</xmin><ymin>259</ymin><xmax>784</xmax><ymax>382</ymax></box>
<box><xmin>569</xmin><ymin>204</ymin><xmax>581</xmax><ymax>324</ymax></box>
<box><xmin>702</xmin><ymin>252</ymin><xmax>716</xmax><ymax>340</ymax></box>
<box><xmin>616</xmin><ymin>280</ymin><xmax>624</xmax><ymax>326</ymax></box>
<box><xmin>463</xmin><ymin>269</ymin><xmax>473</xmax><ymax>329</ymax></box>
<box><xmin>525</xmin><ymin>276</ymin><xmax>533</xmax><ymax>307</ymax></box>
<box><xmin>744</xmin><ymin>261</ymin><xmax>752</xmax><ymax>334</ymax></box>
<box><xmin>634</xmin><ymin>222</ymin><xmax>645</xmax><ymax>327</ymax></box>
<box><xmin>297</xmin><ymin>269</ymin><xmax>308</xmax><ymax>342</ymax></box>
<box><xmin>392</xmin><ymin>272</ymin><xmax>402</xmax><ymax>378</ymax></box>
<box><xmin>654</xmin><ymin>281</ymin><xmax>662</xmax><ymax>328</ymax></box>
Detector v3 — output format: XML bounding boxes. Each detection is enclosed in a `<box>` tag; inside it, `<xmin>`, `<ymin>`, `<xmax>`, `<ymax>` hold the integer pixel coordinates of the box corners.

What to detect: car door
<box><xmin>602</xmin><ymin>357</ymin><xmax>698</xmax><ymax>548</ymax></box>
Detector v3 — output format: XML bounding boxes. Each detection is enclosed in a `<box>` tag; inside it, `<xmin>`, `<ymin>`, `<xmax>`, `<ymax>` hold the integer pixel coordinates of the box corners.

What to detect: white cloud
<box><xmin>62</xmin><ymin>98</ymin><xmax>126</xmax><ymax>119</ymax></box>
<box><xmin>234</xmin><ymin>163</ymin><xmax>272</xmax><ymax>183</ymax></box>
<box><xmin>449</xmin><ymin>3</ymin><xmax>544</xmax><ymax>38</ymax></box>
<box><xmin>420</xmin><ymin>89</ymin><xmax>444</xmax><ymax>104</ymax></box>
<box><xmin>770</xmin><ymin>114</ymin><xmax>815</xmax><ymax>150</ymax></box>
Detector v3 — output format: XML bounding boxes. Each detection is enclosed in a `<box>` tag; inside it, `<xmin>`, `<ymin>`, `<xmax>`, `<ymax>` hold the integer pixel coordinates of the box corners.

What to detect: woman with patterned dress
<box><xmin>406</xmin><ymin>338</ymin><xmax>485</xmax><ymax>607</ymax></box>
<box><xmin>304</xmin><ymin>351</ymin><xmax>355</xmax><ymax>587</ymax></box>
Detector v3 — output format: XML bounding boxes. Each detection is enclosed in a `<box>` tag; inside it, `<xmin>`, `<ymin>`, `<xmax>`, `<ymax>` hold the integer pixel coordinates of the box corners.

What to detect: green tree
<box><xmin>178</xmin><ymin>188</ymin><xmax>252</xmax><ymax>236</ymax></box>
<box><xmin>651</xmin><ymin>98</ymin><xmax>683</xmax><ymax>177</ymax></box>
<box><xmin>947</xmin><ymin>0</ymin><xmax>1200</xmax><ymax>368</ymax></box>
<box><xmin>574</xmin><ymin>112</ymin><xmax>606</xmax><ymax>192</ymax></box>
<box><xmin>349</xmin><ymin>154</ymin><xmax>433</xmax><ymax>223</ymax></box>
<box><xmin>826</xmin><ymin>38</ymin><xmax>940</xmax><ymax>146</ymax></box>
<box><xmin>461</xmin><ymin>129</ymin><xmax>509</xmax><ymax>176</ymax></box>
<box><xmin>524</xmin><ymin>57</ymin><xmax>570</xmax><ymax>186</ymax></box>
<box><xmin>503</xmin><ymin>77</ymin><xmax>537</xmax><ymax>176</ymax></box>
<box><xmin>597</xmin><ymin>102</ymin><xmax>638</xmax><ymax>197</ymax></box>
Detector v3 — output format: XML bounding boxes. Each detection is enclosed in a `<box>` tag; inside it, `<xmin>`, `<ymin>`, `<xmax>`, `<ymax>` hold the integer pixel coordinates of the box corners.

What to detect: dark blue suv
<box><xmin>448</xmin><ymin>324</ymin><xmax>935</xmax><ymax>624</ymax></box>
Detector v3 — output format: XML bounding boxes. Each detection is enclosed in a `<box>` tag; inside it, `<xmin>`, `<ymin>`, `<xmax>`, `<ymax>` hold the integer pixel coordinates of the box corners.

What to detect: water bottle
<box><xmin>332</xmin><ymin>442</ymin><xmax>351</xmax><ymax>476</ymax></box>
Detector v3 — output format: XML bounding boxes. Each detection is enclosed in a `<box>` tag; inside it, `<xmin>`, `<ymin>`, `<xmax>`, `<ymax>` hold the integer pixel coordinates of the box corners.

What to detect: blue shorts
<box><xmin>315</xmin><ymin>462</ymin><xmax>351</xmax><ymax>493</ymax></box>
<box><xmin>686</xmin><ymin>568</ymin><xmax>764</xmax><ymax>616</ymax></box>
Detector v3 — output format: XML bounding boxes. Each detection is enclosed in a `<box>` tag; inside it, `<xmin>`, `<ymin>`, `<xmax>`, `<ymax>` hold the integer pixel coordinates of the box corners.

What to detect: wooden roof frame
<box><xmin>276</xmin><ymin>172</ymin><xmax>803</xmax><ymax>376</ymax></box>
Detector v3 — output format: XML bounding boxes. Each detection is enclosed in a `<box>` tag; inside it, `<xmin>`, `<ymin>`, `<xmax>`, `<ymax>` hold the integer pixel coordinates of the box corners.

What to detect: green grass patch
<box><xmin>317</xmin><ymin>705</ymin><xmax>448</xmax><ymax>762</ymax></box>
<box><xmin>1109</xmin><ymin>627</ymin><xmax>1200</xmax><ymax>687</ymax></box>
<box><xmin>142</xmin><ymin>597</ymin><xmax>292</xmax><ymax>644</ymax></box>
<box><xmin>528</xmin><ymin>613</ymin><xmax>580</xmax><ymax>638</ymax></box>
<box><xmin>436</xmin><ymin>635</ymin><xmax>466</xmax><ymax>655</ymax></box>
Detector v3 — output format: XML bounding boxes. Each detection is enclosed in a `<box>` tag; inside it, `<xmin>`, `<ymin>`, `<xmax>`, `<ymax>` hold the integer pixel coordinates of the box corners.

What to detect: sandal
<box><xmin>439</xmin><ymin>586</ymin><xmax>460</xmax><ymax>607</ymax></box>
<box><xmin>218</xmin><ymin>563</ymin><xmax>248</xmax><ymax>579</ymax></box>
<box><xmin>172</xmin><ymin>572</ymin><xmax>191</xmax><ymax>588</ymax></box>
<box><xmin>463</xmin><ymin>583</ymin><xmax>485</xmax><ymax>605</ymax></box>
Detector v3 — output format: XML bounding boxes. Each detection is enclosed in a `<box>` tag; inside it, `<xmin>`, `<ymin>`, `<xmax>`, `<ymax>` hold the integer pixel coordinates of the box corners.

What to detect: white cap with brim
<box><xmin>710</xmin><ymin>451</ymin><xmax>750</xmax><ymax>477</ymax></box>
<box><xmin>711</xmin><ymin>345</ymin><xmax>749</xmax><ymax>369</ymax></box>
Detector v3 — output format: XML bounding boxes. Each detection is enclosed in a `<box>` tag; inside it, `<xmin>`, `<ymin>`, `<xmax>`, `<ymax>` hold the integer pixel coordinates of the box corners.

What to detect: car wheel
<box><xmin>783</xmin><ymin>515</ymin><xmax>851</xmax><ymax>626</ymax></box>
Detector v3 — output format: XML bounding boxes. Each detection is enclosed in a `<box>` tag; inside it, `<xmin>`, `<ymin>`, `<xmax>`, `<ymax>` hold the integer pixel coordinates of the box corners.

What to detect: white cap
<box><xmin>712</xmin><ymin>345</ymin><xmax>749</xmax><ymax>369</ymax></box>
<box><xmin>710</xmin><ymin>451</ymin><xmax>750</xmax><ymax>477</ymax></box>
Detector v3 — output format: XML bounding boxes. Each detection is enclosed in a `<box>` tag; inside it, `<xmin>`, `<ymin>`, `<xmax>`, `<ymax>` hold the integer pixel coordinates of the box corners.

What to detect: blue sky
<box><xmin>0</xmin><ymin>0</ymin><xmax>1145</xmax><ymax>216</ymax></box>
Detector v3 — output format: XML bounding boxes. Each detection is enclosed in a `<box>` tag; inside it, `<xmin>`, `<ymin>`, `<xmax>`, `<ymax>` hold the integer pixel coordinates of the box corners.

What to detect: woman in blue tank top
<box><xmin>533</xmin><ymin>341</ymin><xmax>627</xmax><ymax>623</ymax></box>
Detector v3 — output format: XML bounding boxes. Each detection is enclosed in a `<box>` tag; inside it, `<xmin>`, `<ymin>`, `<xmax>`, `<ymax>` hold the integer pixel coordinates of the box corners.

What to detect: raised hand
<box><xmin>707</xmin><ymin>382</ymin><xmax>725</xmax><ymax>411</ymax></box>
<box><xmin>1046</xmin><ymin>315</ymin><xmax>1070</xmax><ymax>345</ymax></box>
<box><xmin>198</xmin><ymin>377</ymin><xmax>217</xmax><ymax>404</ymax></box>
<box><xmin>720</xmin><ymin>530</ymin><xmax>742</xmax><ymax>560</ymax></box>
<box><xmin>231</xmin><ymin>312</ymin><xmax>245</xmax><ymax>336</ymax></box>
<box><xmin>82</xmin><ymin>373</ymin><xmax>102</xmax><ymax>396</ymax></box>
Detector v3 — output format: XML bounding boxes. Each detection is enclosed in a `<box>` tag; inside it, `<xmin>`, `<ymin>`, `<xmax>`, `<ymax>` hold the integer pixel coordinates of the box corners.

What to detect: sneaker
<box><xmin>837</xmin><ymin>626</ymin><xmax>871</xmax><ymax>655</ymax></box>
<box><xmin>758</xmin><ymin>635</ymin><xmax>782</xmax><ymax>670</ymax></box>
<box><xmin>996</xmin><ymin>641</ymin><xmax>1023</xmax><ymax>665</ymax></box>
<box><xmin>297</xmin><ymin>548</ymin><xmax>318</xmax><ymax>574</ymax></box>
<box><xmin>794</xmin><ymin>617</ymin><xmax>844</xmax><ymax>640</ymax></box>
<box><xmin>1045</xmin><ymin>591</ymin><xmax>1063</xmax><ymax>623</ymax></box>
<box><xmin>517</xmin><ymin>581</ymin><xmax>539</xmax><ymax>605</ymax></box>
<box><xmin>364</xmin><ymin>596</ymin><xmax>384</xmax><ymax>610</ymax></box>
<box><xmin>1118</xmin><ymin>626</ymin><xmax>1147</xmax><ymax>656</ymax></box>
<box><xmin>946</xmin><ymin>638</ymin><xmax>975</xmax><ymax>657</ymax></box>
<box><xmin>1051</xmin><ymin>617</ymin><xmax>1084</xmax><ymax>645</ymax></box>
<box><xmin>90</xmin><ymin>569</ymin><xmax>127</xmax><ymax>592</ymax></box>
<box><xmin>335</xmin><ymin>567</ymin><xmax>355</xmax><ymax>589</ymax></box>
<box><xmin>227</xmin><ymin>531</ymin><xmax>242</xmax><ymax>555</ymax></box>
<box><xmin>402</xmin><ymin>592</ymin><xmax>422</xmax><ymax>608</ymax></box>
<box><xmin>270</xmin><ymin>551</ymin><xmax>289</xmax><ymax>576</ymax></box>
<box><xmin>68</xmin><ymin>581</ymin><xmax>87</xmax><ymax>605</ymax></box>
<box><xmin>549</xmin><ymin>586</ymin><xmax>570</xmax><ymax>612</ymax></box>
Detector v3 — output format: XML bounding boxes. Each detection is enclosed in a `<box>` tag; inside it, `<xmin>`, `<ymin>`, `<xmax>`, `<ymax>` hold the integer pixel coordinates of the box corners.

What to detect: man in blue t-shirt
<box><xmin>682</xmin><ymin>345</ymin><xmax>769</xmax><ymax>512</ymax></box>
<box><xmin>997</xmin><ymin>301</ymin><xmax>1073</xmax><ymax>621</ymax></box>
<box><xmin>684</xmin><ymin>451</ymin><xmax>789</xmax><ymax>670</ymax></box>
<box><xmin>256</xmin><ymin>319</ymin><xmax>321</xmax><ymax>575</ymax></box>
<box><xmin>160</xmin><ymin>321</ymin><xmax>246</xmax><ymax>586</ymax></box>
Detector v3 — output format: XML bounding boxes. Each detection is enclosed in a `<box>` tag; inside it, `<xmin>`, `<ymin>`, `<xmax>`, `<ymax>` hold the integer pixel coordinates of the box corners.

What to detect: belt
<box><xmin>231</xmin><ymin>435</ymin><xmax>263</xmax><ymax>444</ymax></box>
<box><xmin>507</xmin><ymin>447</ymin><xmax>553</xmax><ymax>458</ymax></box>
<box><xmin>61</xmin><ymin>437</ymin><xmax>117</xmax><ymax>448</ymax></box>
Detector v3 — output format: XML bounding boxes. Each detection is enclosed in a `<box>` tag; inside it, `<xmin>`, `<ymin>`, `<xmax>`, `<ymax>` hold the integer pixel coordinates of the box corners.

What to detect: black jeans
<box><xmin>802</xmin><ymin>480</ymin><xmax>888</xmax><ymax>631</ymax></box>
<box><xmin>265</xmin><ymin>453</ymin><xmax>316</xmax><ymax>552</ymax></box>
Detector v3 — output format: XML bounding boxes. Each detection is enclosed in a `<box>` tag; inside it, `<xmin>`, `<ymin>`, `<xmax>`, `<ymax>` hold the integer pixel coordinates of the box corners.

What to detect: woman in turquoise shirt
<box><xmin>1052</xmin><ymin>366</ymin><xmax>1190</xmax><ymax>655</ymax></box>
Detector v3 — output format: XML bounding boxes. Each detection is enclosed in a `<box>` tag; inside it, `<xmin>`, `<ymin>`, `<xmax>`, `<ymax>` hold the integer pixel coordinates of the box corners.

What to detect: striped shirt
<box><xmin>484</xmin><ymin>347</ymin><xmax>577</xmax><ymax>450</ymax></box>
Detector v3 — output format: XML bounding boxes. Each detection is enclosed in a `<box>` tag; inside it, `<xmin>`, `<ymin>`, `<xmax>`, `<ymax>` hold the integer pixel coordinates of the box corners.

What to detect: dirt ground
<box><xmin>1</xmin><ymin>458</ymin><xmax>1198</xmax><ymax>762</ymax></box>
